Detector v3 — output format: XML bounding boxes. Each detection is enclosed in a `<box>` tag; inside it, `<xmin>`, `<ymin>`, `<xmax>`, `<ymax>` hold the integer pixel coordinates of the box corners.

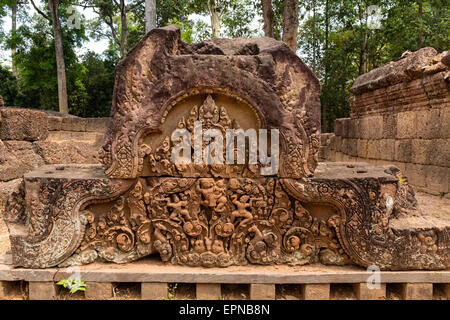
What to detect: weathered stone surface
<box><xmin>415</xmin><ymin>109</ymin><xmax>441</xmax><ymax>139</ymax></box>
<box><xmin>196</xmin><ymin>283</ymin><xmax>221</xmax><ymax>300</ymax></box>
<box><xmin>0</xmin><ymin>140</ymin><xmax>43</xmax><ymax>182</ymax></box>
<box><xmin>400</xmin><ymin>283</ymin><xmax>433</xmax><ymax>300</ymax></box>
<box><xmin>85</xmin><ymin>282</ymin><xmax>112</xmax><ymax>300</ymax></box>
<box><xmin>405</xmin><ymin>163</ymin><xmax>426</xmax><ymax>188</ymax></box>
<box><xmin>250</xmin><ymin>284</ymin><xmax>275</xmax><ymax>300</ymax></box>
<box><xmin>99</xmin><ymin>26</ymin><xmax>321</xmax><ymax>180</ymax></box>
<box><xmin>353</xmin><ymin>283</ymin><xmax>386</xmax><ymax>300</ymax></box>
<box><xmin>28</xmin><ymin>281</ymin><xmax>56</xmax><ymax>300</ymax></box>
<box><xmin>85</xmin><ymin>118</ymin><xmax>109</xmax><ymax>132</ymax></box>
<box><xmin>33</xmin><ymin>141</ymin><xmax>100</xmax><ymax>164</ymax></box>
<box><xmin>302</xmin><ymin>284</ymin><xmax>329</xmax><ymax>300</ymax></box>
<box><xmin>379</xmin><ymin>139</ymin><xmax>395</xmax><ymax>161</ymax></box>
<box><xmin>61</xmin><ymin>117</ymin><xmax>87</xmax><ymax>132</ymax></box>
<box><xmin>424</xmin><ymin>165</ymin><xmax>449</xmax><ymax>194</ymax></box>
<box><xmin>351</xmin><ymin>47</ymin><xmax>440</xmax><ymax>95</ymax></box>
<box><xmin>47</xmin><ymin>116</ymin><xmax>62</xmax><ymax>131</ymax></box>
<box><xmin>0</xmin><ymin>108</ymin><xmax>48</xmax><ymax>141</ymax></box>
<box><xmin>141</xmin><ymin>282</ymin><xmax>168</xmax><ymax>300</ymax></box>
<box><xmin>394</xmin><ymin>139</ymin><xmax>413</xmax><ymax>163</ymax></box>
<box><xmin>396</xmin><ymin>111</ymin><xmax>416</xmax><ymax>139</ymax></box>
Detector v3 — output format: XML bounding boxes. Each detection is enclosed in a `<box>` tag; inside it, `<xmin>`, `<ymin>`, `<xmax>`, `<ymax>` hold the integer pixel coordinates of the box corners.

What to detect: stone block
<box><xmin>353</xmin><ymin>283</ymin><xmax>386</xmax><ymax>300</ymax></box>
<box><xmin>382</xmin><ymin>114</ymin><xmax>396</xmax><ymax>139</ymax></box>
<box><xmin>301</xmin><ymin>284</ymin><xmax>330</xmax><ymax>300</ymax></box>
<box><xmin>0</xmin><ymin>281</ymin><xmax>11</xmax><ymax>299</ymax></box>
<box><xmin>347</xmin><ymin>139</ymin><xmax>358</xmax><ymax>157</ymax></box>
<box><xmin>396</xmin><ymin>111</ymin><xmax>416</xmax><ymax>139</ymax></box>
<box><xmin>428</xmin><ymin>139</ymin><xmax>450</xmax><ymax>167</ymax></box>
<box><xmin>400</xmin><ymin>283</ymin><xmax>433</xmax><ymax>300</ymax></box>
<box><xmin>329</xmin><ymin>135</ymin><xmax>336</xmax><ymax>150</ymax></box>
<box><xmin>394</xmin><ymin>139</ymin><xmax>413</xmax><ymax>163</ymax></box>
<box><xmin>61</xmin><ymin>117</ymin><xmax>87</xmax><ymax>132</ymax></box>
<box><xmin>141</xmin><ymin>282</ymin><xmax>168</xmax><ymax>300</ymax></box>
<box><xmin>441</xmin><ymin>107</ymin><xmax>450</xmax><ymax>139</ymax></box>
<box><xmin>411</xmin><ymin>139</ymin><xmax>432</xmax><ymax>164</ymax></box>
<box><xmin>367</xmin><ymin>140</ymin><xmax>381</xmax><ymax>159</ymax></box>
<box><xmin>366</xmin><ymin>115</ymin><xmax>383</xmax><ymax>140</ymax></box>
<box><xmin>0</xmin><ymin>107</ymin><xmax>48</xmax><ymax>141</ymax></box>
<box><xmin>47</xmin><ymin>116</ymin><xmax>62</xmax><ymax>131</ymax></box>
<box><xmin>196</xmin><ymin>283</ymin><xmax>221</xmax><ymax>300</ymax></box>
<box><xmin>86</xmin><ymin>118</ymin><xmax>109</xmax><ymax>132</ymax></box>
<box><xmin>424</xmin><ymin>165</ymin><xmax>449</xmax><ymax>194</ymax></box>
<box><xmin>28</xmin><ymin>281</ymin><xmax>56</xmax><ymax>300</ymax></box>
<box><xmin>405</xmin><ymin>163</ymin><xmax>426</xmax><ymax>187</ymax></box>
<box><xmin>85</xmin><ymin>282</ymin><xmax>112</xmax><ymax>300</ymax></box>
<box><xmin>33</xmin><ymin>141</ymin><xmax>100</xmax><ymax>164</ymax></box>
<box><xmin>334</xmin><ymin>119</ymin><xmax>343</xmax><ymax>137</ymax></box>
<box><xmin>379</xmin><ymin>139</ymin><xmax>395</xmax><ymax>161</ymax></box>
<box><xmin>357</xmin><ymin>139</ymin><xmax>368</xmax><ymax>158</ymax></box>
<box><xmin>444</xmin><ymin>284</ymin><xmax>450</xmax><ymax>300</ymax></box>
<box><xmin>342</xmin><ymin>118</ymin><xmax>351</xmax><ymax>138</ymax></box>
<box><xmin>348</xmin><ymin>119</ymin><xmax>358</xmax><ymax>139</ymax></box>
<box><xmin>416</xmin><ymin>109</ymin><xmax>441</xmax><ymax>139</ymax></box>
<box><xmin>250</xmin><ymin>284</ymin><xmax>275</xmax><ymax>300</ymax></box>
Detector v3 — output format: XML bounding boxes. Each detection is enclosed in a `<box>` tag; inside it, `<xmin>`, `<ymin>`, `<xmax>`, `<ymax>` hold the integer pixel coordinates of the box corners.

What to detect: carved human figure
<box><xmin>167</xmin><ymin>194</ymin><xmax>191</xmax><ymax>221</ymax></box>
<box><xmin>196</xmin><ymin>178</ymin><xmax>218</xmax><ymax>207</ymax></box>
<box><xmin>231</xmin><ymin>195</ymin><xmax>255</xmax><ymax>227</ymax></box>
<box><xmin>212</xmin><ymin>239</ymin><xmax>225</xmax><ymax>254</ymax></box>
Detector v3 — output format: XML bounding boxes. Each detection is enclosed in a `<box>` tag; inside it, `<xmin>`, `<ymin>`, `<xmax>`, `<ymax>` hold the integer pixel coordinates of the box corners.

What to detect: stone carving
<box><xmin>3</xmin><ymin>26</ymin><xmax>449</xmax><ymax>270</ymax></box>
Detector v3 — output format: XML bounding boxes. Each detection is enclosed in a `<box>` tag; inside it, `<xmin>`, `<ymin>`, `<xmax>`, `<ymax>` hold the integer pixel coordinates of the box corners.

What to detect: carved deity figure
<box><xmin>231</xmin><ymin>194</ymin><xmax>255</xmax><ymax>227</ymax></box>
<box><xmin>167</xmin><ymin>194</ymin><xmax>191</xmax><ymax>221</ymax></box>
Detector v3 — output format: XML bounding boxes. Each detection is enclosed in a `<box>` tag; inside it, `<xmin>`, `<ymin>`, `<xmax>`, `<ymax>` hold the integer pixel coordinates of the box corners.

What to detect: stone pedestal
<box><xmin>250</xmin><ymin>284</ymin><xmax>275</xmax><ymax>300</ymax></box>
<box><xmin>28</xmin><ymin>282</ymin><xmax>56</xmax><ymax>300</ymax></box>
<box><xmin>85</xmin><ymin>282</ymin><xmax>112</xmax><ymax>300</ymax></box>
<box><xmin>141</xmin><ymin>282</ymin><xmax>168</xmax><ymax>300</ymax></box>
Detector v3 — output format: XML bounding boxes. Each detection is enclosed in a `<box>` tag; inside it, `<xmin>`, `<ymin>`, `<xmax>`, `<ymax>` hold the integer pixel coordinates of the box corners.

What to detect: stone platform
<box><xmin>0</xmin><ymin>254</ymin><xmax>448</xmax><ymax>300</ymax></box>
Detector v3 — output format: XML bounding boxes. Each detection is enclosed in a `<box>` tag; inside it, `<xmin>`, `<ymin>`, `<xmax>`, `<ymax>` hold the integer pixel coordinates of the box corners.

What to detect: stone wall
<box><xmin>0</xmin><ymin>107</ymin><xmax>109</xmax><ymax>210</ymax></box>
<box><xmin>320</xmin><ymin>48</ymin><xmax>450</xmax><ymax>198</ymax></box>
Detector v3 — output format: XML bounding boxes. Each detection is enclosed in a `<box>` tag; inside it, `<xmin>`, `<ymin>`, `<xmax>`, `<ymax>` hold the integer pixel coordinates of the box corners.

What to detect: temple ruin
<box><xmin>3</xmin><ymin>26</ymin><xmax>449</xmax><ymax>271</ymax></box>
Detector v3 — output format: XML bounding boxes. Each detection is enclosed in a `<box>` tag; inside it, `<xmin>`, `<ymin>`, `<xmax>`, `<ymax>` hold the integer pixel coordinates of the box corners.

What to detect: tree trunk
<box><xmin>282</xmin><ymin>0</ymin><xmax>299</xmax><ymax>51</ymax></box>
<box><xmin>48</xmin><ymin>0</ymin><xmax>68</xmax><ymax>114</ymax></box>
<box><xmin>312</xmin><ymin>0</ymin><xmax>316</xmax><ymax>72</ymax></box>
<box><xmin>261</xmin><ymin>0</ymin><xmax>274</xmax><ymax>38</ymax></box>
<box><xmin>11</xmin><ymin>3</ymin><xmax>17</xmax><ymax>76</ymax></box>
<box><xmin>358</xmin><ymin>4</ymin><xmax>368</xmax><ymax>75</ymax></box>
<box><xmin>120</xmin><ymin>0</ymin><xmax>128</xmax><ymax>56</ymax></box>
<box><xmin>417</xmin><ymin>0</ymin><xmax>423</xmax><ymax>49</ymax></box>
<box><xmin>145</xmin><ymin>0</ymin><xmax>157</xmax><ymax>33</ymax></box>
<box><xmin>208</xmin><ymin>0</ymin><xmax>221</xmax><ymax>37</ymax></box>
<box><xmin>322</xmin><ymin>0</ymin><xmax>329</xmax><ymax>132</ymax></box>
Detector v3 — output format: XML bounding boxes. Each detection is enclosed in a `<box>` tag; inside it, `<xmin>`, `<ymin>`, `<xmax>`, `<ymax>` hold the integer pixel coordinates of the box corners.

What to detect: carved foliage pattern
<box><xmin>64</xmin><ymin>177</ymin><xmax>349</xmax><ymax>267</ymax></box>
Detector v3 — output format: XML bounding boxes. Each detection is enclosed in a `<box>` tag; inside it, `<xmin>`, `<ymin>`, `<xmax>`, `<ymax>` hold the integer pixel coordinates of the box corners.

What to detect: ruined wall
<box><xmin>0</xmin><ymin>107</ymin><xmax>108</xmax><ymax>211</ymax></box>
<box><xmin>320</xmin><ymin>48</ymin><xmax>450</xmax><ymax>198</ymax></box>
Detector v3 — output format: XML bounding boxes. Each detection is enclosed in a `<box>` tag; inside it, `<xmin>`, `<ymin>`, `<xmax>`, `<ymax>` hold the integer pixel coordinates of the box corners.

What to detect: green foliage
<box><xmin>0</xmin><ymin>66</ymin><xmax>17</xmax><ymax>105</ymax></box>
<box><xmin>168</xmin><ymin>283</ymin><xmax>178</xmax><ymax>300</ymax></box>
<box><xmin>56</xmin><ymin>278</ymin><xmax>87</xmax><ymax>294</ymax></box>
<box><xmin>0</xmin><ymin>0</ymin><xmax>447</xmax><ymax>121</ymax></box>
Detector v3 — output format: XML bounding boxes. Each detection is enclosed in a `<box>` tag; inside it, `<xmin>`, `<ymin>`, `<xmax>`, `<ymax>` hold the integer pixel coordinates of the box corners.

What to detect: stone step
<box><xmin>0</xmin><ymin>256</ymin><xmax>448</xmax><ymax>300</ymax></box>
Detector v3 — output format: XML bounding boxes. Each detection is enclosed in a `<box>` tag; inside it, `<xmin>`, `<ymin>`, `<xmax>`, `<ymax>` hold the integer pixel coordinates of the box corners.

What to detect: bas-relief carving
<box><xmin>3</xmin><ymin>26</ymin><xmax>449</xmax><ymax>270</ymax></box>
<box><xmin>61</xmin><ymin>176</ymin><xmax>351</xmax><ymax>268</ymax></box>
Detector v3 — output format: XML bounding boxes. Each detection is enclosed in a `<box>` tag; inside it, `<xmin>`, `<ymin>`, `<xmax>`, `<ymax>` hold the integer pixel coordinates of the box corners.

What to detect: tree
<box><xmin>261</xmin><ymin>0</ymin><xmax>274</xmax><ymax>37</ymax></box>
<box><xmin>282</xmin><ymin>0</ymin><xmax>299</xmax><ymax>51</ymax></box>
<box><xmin>82</xmin><ymin>0</ymin><xmax>144</xmax><ymax>57</ymax></box>
<box><xmin>145</xmin><ymin>0</ymin><xmax>156</xmax><ymax>32</ymax></box>
<box><xmin>30</xmin><ymin>0</ymin><xmax>69</xmax><ymax>114</ymax></box>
